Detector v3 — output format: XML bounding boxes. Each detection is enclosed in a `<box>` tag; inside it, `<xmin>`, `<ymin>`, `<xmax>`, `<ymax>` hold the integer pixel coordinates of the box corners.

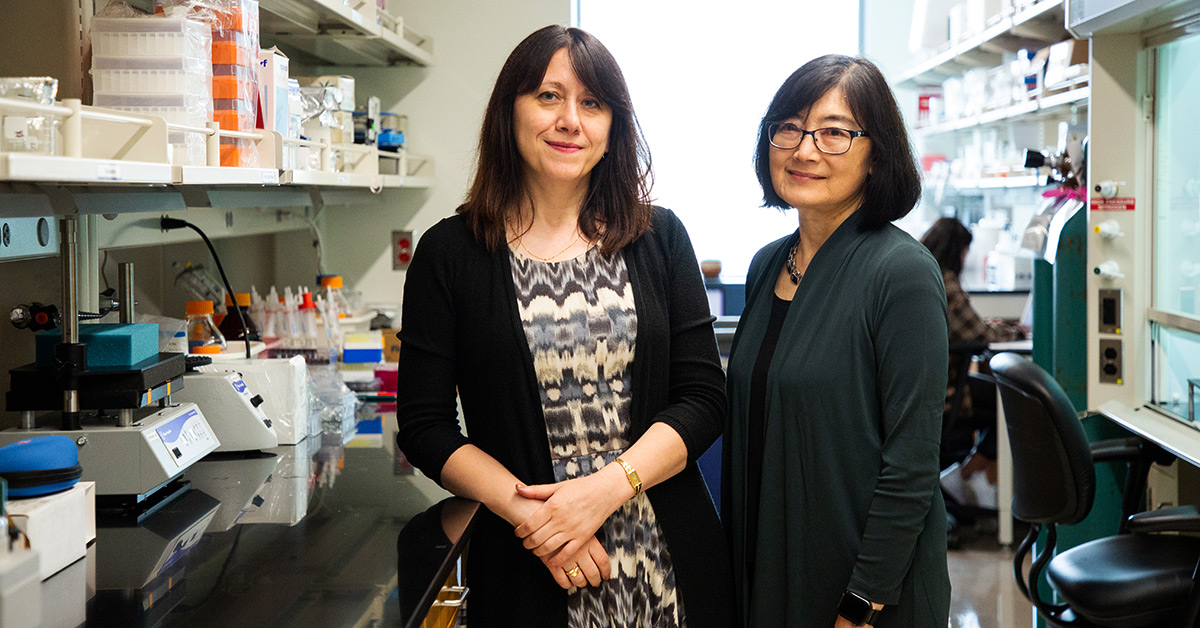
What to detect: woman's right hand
<box><xmin>542</xmin><ymin>535</ymin><xmax>613</xmax><ymax>589</ymax></box>
<box><xmin>494</xmin><ymin>491</ymin><xmax>612</xmax><ymax>588</ymax></box>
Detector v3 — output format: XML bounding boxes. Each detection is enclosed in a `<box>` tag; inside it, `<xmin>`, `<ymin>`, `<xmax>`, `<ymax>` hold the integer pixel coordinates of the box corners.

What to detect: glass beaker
<box><xmin>186</xmin><ymin>300</ymin><xmax>226</xmax><ymax>354</ymax></box>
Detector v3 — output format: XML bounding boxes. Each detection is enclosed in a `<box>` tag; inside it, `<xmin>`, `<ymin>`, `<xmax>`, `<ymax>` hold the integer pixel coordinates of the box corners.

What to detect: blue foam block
<box><xmin>35</xmin><ymin>323</ymin><xmax>159</xmax><ymax>369</ymax></box>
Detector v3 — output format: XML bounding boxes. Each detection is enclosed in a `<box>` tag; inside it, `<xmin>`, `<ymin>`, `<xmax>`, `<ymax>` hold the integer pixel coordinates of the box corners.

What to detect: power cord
<box><xmin>159</xmin><ymin>216</ymin><xmax>252</xmax><ymax>359</ymax></box>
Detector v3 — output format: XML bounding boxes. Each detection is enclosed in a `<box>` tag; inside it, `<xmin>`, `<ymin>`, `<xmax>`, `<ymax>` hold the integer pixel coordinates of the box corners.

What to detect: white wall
<box><xmin>0</xmin><ymin>1</ymin><xmax>570</xmax><ymax>427</ymax></box>
<box><xmin>314</xmin><ymin>0</ymin><xmax>571</xmax><ymax>310</ymax></box>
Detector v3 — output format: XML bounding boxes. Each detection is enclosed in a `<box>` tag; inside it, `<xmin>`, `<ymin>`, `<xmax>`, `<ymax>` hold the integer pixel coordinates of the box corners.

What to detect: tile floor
<box><xmin>947</xmin><ymin>523</ymin><xmax>1035</xmax><ymax>628</ymax></box>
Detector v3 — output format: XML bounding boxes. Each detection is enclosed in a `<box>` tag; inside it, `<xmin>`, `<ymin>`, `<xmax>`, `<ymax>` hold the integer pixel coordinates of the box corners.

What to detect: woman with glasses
<box><xmin>723</xmin><ymin>55</ymin><xmax>951</xmax><ymax>627</ymax></box>
<box><xmin>395</xmin><ymin>25</ymin><xmax>733</xmax><ymax>626</ymax></box>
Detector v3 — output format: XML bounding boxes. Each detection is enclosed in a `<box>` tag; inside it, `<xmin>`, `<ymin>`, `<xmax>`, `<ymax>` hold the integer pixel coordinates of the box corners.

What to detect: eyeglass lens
<box><xmin>769</xmin><ymin>124</ymin><xmax>856</xmax><ymax>154</ymax></box>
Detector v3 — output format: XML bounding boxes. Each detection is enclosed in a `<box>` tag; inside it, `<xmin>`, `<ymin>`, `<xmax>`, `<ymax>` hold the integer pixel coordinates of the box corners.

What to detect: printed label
<box><xmin>97</xmin><ymin>163</ymin><xmax>122</xmax><ymax>181</ymax></box>
<box><xmin>1090</xmin><ymin>197</ymin><xmax>1135</xmax><ymax>211</ymax></box>
<box><xmin>2</xmin><ymin>115</ymin><xmax>29</xmax><ymax>142</ymax></box>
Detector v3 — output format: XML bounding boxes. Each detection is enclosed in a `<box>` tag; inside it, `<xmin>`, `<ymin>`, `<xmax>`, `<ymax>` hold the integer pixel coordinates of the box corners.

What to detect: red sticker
<box><xmin>1090</xmin><ymin>197</ymin><xmax>1136</xmax><ymax>211</ymax></box>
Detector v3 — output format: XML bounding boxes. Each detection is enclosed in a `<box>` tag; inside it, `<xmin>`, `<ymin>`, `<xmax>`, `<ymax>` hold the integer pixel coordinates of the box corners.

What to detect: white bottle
<box><xmin>263</xmin><ymin>286</ymin><xmax>282</xmax><ymax>339</ymax></box>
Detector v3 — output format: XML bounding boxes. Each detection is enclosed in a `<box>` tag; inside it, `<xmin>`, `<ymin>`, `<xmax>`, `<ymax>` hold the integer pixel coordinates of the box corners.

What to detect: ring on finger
<box><xmin>564</xmin><ymin>565</ymin><xmax>582</xmax><ymax>578</ymax></box>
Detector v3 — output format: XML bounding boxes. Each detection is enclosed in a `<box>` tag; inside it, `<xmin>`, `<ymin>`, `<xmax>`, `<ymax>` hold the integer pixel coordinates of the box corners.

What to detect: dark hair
<box><xmin>920</xmin><ymin>217</ymin><xmax>973</xmax><ymax>275</ymax></box>
<box><xmin>459</xmin><ymin>25</ymin><xmax>652</xmax><ymax>252</ymax></box>
<box><xmin>754</xmin><ymin>54</ymin><xmax>921</xmax><ymax>230</ymax></box>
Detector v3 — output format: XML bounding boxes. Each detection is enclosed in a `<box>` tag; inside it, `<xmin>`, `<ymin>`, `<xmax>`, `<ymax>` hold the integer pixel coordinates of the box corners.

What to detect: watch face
<box><xmin>837</xmin><ymin>591</ymin><xmax>874</xmax><ymax>624</ymax></box>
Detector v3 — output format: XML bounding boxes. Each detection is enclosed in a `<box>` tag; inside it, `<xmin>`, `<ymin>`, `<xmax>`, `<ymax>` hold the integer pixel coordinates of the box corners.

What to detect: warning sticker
<box><xmin>1091</xmin><ymin>197</ymin><xmax>1136</xmax><ymax>211</ymax></box>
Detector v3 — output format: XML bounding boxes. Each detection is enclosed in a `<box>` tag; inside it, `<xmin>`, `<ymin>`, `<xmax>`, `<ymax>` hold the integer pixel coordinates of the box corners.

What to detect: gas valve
<box><xmin>10</xmin><ymin>302</ymin><xmax>61</xmax><ymax>332</ymax></box>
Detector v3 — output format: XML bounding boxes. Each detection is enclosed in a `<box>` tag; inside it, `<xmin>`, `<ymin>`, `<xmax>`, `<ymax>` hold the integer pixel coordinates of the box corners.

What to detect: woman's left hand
<box><xmin>513</xmin><ymin>467</ymin><xmax>629</xmax><ymax>568</ymax></box>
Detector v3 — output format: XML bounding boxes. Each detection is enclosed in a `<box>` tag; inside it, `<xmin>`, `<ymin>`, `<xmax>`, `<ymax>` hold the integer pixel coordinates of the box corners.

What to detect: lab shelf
<box><xmin>914</xmin><ymin>85</ymin><xmax>1089</xmax><ymax>138</ymax></box>
<box><xmin>175</xmin><ymin>166</ymin><xmax>282</xmax><ymax>186</ymax></box>
<box><xmin>0</xmin><ymin>154</ymin><xmax>173</xmax><ymax>185</ymax></box>
<box><xmin>950</xmin><ymin>174</ymin><xmax>1050</xmax><ymax>190</ymax></box>
<box><xmin>260</xmin><ymin>0</ymin><xmax>433</xmax><ymax>67</ymax></box>
<box><xmin>382</xmin><ymin>174</ymin><xmax>434</xmax><ymax>189</ymax></box>
<box><xmin>896</xmin><ymin>0</ymin><xmax>1067</xmax><ymax>86</ymax></box>
<box><xmin>282</xmin><ymin>170</ymin><xmax>381</xmax><ymax>188</ymax></box>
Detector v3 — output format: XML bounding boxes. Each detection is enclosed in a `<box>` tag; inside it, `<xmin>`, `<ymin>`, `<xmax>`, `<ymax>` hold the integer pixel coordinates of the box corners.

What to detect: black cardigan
<box><xmin>395</xmin><ymin>207</ymin><xmax>734</xmax><ymax>626</ymax></box>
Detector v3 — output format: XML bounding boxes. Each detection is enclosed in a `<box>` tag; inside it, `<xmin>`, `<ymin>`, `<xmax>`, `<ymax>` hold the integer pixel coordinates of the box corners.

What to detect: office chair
<box><xmin>990</xmin><ymin>351</ymin><xmax>1200</xmax><ymax>627</ymax></box>
<box><xmin>942</xmin><ymin>341</ymin><xmax>993</xmax><ymax>470</ymax></box>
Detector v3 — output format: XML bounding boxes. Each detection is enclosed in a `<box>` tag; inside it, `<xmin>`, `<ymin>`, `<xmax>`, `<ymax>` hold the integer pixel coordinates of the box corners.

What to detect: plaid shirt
<box><xmin>943</xmin><ymin>270</ymin><xmax>1025</xmax><ymax>416</ymax></box>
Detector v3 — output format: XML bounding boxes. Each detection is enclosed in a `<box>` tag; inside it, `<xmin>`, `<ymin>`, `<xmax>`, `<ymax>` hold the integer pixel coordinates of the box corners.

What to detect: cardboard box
<box><xmin>7</xmin><ymin>482</ymin><xmax>96</xmax><ymax>580</ymax></box>
<box><xmin>382</xmin><ymin>327</ymin><xmax>401</xmax><ymax>362</ymax></box>
<box><xmin>1043</xmin><ymin>39</ymin><xmax>1089</xmax><ymax>90</ymax></box>
<box><xmin>257</xmin><ymin>47</ymin><xmax>290</xmax><ymax>136</ymax></box>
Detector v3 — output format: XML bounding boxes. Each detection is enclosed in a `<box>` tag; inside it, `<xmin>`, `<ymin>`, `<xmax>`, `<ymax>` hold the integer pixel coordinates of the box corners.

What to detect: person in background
<box><xmin>723</xmin><ymin>54</ymin><xmax>951</xmax><ymax>628</ymax></box>
<box><xmin>920</xmin><ymin>217</ymin><xmax>1026</xmax><ymax>510</ymax></box>
<box><xmin>395</xmin><ymin>25</ymin><xmax>733</xmax><ymax>627</ymax></box>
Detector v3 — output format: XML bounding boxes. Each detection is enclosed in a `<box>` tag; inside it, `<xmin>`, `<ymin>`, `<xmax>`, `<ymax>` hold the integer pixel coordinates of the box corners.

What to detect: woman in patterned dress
<box><xmin>395</xmin><ymin>25</ymin><xmax>733</xmax><ymax>626</ymax></box>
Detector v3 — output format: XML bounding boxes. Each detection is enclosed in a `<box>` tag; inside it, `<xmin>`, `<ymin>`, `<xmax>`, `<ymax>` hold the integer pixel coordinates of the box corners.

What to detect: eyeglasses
<box><xmin>767</xmin><ymin>122</ymin><xmax>869</xmax><ymax>155</ymax></box>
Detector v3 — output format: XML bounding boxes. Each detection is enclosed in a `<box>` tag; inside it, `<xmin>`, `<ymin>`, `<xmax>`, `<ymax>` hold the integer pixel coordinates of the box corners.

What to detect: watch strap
<box><xmin>837</xmin><ymin>590</ymin><xmax>881</xmax><ymax>626</ymax></box>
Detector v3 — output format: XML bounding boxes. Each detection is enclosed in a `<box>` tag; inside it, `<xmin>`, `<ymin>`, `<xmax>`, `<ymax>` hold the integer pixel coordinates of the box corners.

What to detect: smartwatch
<box><xmin>837</xmin><ymin>590</ymin><xmax>881</xmax><ymax>626</ymax></box>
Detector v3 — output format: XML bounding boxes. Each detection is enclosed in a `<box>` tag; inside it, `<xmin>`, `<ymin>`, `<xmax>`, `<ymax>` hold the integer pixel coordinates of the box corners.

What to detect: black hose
<box><xmin>160</xmin><ymin>216</ymin><xmax>252</xmax><ymax>359</ymax></box>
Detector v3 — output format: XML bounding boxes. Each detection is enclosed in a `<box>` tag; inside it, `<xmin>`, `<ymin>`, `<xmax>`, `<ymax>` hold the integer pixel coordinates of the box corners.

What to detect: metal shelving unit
<box><xmin>897</xmin><ymin>0</ymin><xmax>1068</xmax><ymax>86</ymax></box>
<box><xmin>260</xmin><ymin>0</ymin><xmax>434</xmax><ymax>67</ymax></box>
<box><xmin>915</xmin><ymin>85</ymin><xmax>1089</xmax><ymax>138</ymax></box>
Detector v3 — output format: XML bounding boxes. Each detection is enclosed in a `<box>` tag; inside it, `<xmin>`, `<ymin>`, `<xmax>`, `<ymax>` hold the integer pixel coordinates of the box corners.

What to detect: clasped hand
<box><xmin>514</xmin><ymin>472</ymin><xmax>626</xmax><ymax>588</ymax></box>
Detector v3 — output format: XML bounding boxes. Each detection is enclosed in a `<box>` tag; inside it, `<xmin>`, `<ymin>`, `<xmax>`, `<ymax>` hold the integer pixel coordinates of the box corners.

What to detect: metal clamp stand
<box><xmin>57</xmin><ymin>216</ymin><xmax>86</xmax><ymax>431</ymax></box>
<box><xmin>118</xmin><ymin>262</ymin><xmax>135</xmax><ymax>427</ymax></box>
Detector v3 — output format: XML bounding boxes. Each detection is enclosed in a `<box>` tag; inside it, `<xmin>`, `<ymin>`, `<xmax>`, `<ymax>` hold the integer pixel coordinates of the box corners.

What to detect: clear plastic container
<box><xmin>91</xmin><ymin>56</ymin><xmax>210</xmax><ymax>95</ymax></box>
<box><xmin>90</xmin><ymin>16</ymin><xmax>210</xmax><ymax>58</ymax></box>
<box><xmin>186</xmin><ymin>300</ymin><xmax>226</xmax><ymax>354</ymax></box>
<box><xmin>0</xmin><ymin>76</ymin><xmax>58</xmax><ymax>154</ymax></box>
<box><xmin>92</xmin><ymin>92</ymin><xmax>207</xmax><ymax>165</ymax></box>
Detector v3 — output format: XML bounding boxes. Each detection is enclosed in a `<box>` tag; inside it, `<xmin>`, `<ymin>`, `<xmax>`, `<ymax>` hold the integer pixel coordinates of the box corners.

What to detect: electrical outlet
<box><xmin>1099</xmin><ymin>338</ymin><xmax>1123</xmax><ymax>385</ymax></box>
<box><xmin>393</xmin><ymin>230</ymin><xmax>414</xmax><ymax>270</ymax></box>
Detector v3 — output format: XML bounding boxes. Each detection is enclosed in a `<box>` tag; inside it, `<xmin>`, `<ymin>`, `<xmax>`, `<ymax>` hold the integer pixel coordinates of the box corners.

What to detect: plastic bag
<box><xmin>160</xmin><ymin>0</ymin><xmax>261</xmax><ymax>167</ymax></box>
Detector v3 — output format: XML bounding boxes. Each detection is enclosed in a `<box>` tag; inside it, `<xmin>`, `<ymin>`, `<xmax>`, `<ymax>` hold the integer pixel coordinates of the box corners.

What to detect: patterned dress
<box><xmin>510</xmin><ymin>245</ymin><xmax>686</xmax><ymax>628</ymax></box>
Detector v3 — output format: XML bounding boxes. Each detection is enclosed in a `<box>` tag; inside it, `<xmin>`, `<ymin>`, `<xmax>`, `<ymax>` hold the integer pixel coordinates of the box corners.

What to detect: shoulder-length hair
<box><xmin>920</xmin><ymin>217</ymin><xmax>973</xmax><ymax>275</ymax></box>
<box><xmin>754</xmin><ymin>54</ymin><xmax>921</xmax><ymax>230</ymax></box>
<box><xmin>460</xmin><ymin>25</ymin><xmax>653</xmax><ymax>253</ymax></box>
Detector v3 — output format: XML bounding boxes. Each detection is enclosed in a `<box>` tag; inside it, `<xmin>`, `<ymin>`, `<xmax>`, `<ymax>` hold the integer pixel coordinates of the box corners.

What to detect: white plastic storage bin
<box><xmin>92</xmin><ymin>93</ymin><xmax>207</xmax><ymax>166</ymax></box>
<box><xmin>91</xmin><ymin>56</ymin><xmax>210</xmax><ymax>96</ymax></box>
<box><xmin>90</xmin><ymin>16</ymin><xmax>210</xmax><ymax>59</ymax></box>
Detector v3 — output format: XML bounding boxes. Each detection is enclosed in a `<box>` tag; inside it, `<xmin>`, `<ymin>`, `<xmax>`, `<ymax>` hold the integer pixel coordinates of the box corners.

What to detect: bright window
<box><xmin>1154</xmin><ymin>35</ymin><xmax>1200</xmax><ymax>319</ymax></box>
<box><xmin>577</xmin><ymin>1</ymin><xmax>860</xmax><ymax>280</ymax></box>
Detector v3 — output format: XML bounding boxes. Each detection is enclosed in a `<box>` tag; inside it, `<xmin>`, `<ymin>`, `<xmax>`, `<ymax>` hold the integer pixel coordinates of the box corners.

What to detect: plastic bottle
<box><xmin>218</xmin><ymin>292</ymin><xmax>261</xmax><ymax>342</ymax></box>
<box><xmin>263</xmin><ymin>286</ymin><xmax>282</xmax><ymax>339</ymax></box>
<box><xmin>298</xmin><ymin>290</ymin><xmax>320</xmax><ymax>347</ymax></box>
<box><xmin>319</xmin><ymin>275</ymin><xmax>353</xmax><ymax>318</ymax></box>
<box><xmin>250</xmin><ymin>286</ymin><xmax>267</xmax><ymax>334</ymax></box>
<box><xmin>283</xmin><ymin>287</ymin><xmax>303</xmax><ymax>341</ymax></box>
<box><xmin>317</xmin><ymin>291</ymin><xmax>344</xmax><ymax>357</ymax></box>
<box><xmin>186</xmin><ymin>300</ymin><xmax>226</xmax><ymax>354</ymax></box>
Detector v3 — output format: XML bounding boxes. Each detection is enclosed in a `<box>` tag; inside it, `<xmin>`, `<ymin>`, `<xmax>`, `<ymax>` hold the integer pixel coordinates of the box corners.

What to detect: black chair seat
<box><xmin>1047</xmin><ymin>533</ymin><xmax>1200</xmax><ymax>627</ymax></box>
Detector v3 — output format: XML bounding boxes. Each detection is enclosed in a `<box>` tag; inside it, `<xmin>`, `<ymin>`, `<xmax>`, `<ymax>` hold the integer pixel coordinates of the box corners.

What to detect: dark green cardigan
<box><xmin>723</xmin><ymin>208</ymin><xmax>951</xmax><ymax>627</ymax></box>
<box><xmin>396</xmin><ymin>207</ymin><xmax>734</xmax><ymax>626</ymax></box>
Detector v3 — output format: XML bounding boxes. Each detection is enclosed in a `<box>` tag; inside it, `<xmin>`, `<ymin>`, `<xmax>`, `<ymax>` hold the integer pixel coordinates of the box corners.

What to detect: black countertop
<box><xmin>54</xmin><ymin>404</ymin><xmax>474</xmax><ymax>627</ymax></box>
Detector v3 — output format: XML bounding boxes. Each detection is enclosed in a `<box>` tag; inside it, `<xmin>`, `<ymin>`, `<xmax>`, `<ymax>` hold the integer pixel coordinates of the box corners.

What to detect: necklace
<box><xmin>786</xmin><ymin>241</ymin><xmax>803</xmax><ymax>284</ymax></box>
<box><xmin>518</xmin><ymin>228</ymin><xmax>582</xmax><ymax>262</ymax></box>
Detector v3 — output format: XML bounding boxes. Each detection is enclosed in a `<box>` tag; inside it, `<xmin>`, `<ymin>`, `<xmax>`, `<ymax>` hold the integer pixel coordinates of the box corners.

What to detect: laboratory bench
<box><xmin>34</xmin><ymin>408</ymin><xmax>476</xmax><ymax>628</ymax></box>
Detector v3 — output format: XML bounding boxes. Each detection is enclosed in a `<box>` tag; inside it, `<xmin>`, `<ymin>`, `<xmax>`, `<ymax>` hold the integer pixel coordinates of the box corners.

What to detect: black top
<box><xmin>746</xmin><ymin>293</ymin><xmax>790</xmax><ymax>584</ymax></box>
<box><xmin>723</xmin><ymin>209</ymin><xmax>951</xmax><ymax>627</ymax></box>
<box><xmin>395</xmin><ymin>208</ymin><xmax>734</xmax><ymax>626</ymax></box>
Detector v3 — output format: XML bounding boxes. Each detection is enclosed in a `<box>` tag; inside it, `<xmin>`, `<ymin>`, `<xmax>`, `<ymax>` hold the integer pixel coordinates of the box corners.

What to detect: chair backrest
<box><xmin>989</xmin><ymin>352</ymin><xmax>1095</xmax><ymax>525</ymax></box>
